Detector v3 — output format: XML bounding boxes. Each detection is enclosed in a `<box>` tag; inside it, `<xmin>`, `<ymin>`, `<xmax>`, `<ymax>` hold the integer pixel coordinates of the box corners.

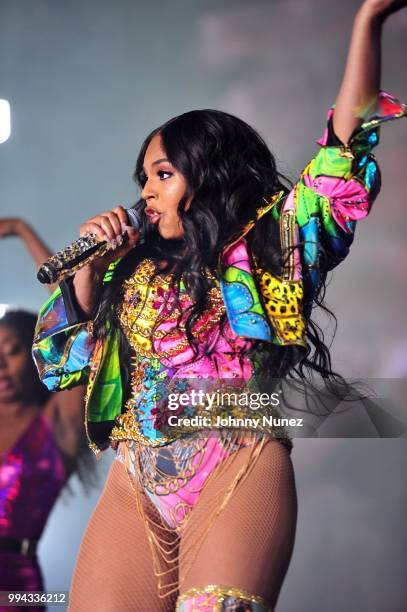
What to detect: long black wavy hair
<box><xmin>93</xmin><ymin>109</ymin><xmax>354</xmax><ymax>410</ymax></box>
<box><xmin>0</xmin><ymin>309</ymin><xmax>98</xmax><ymax>492</ymax></box>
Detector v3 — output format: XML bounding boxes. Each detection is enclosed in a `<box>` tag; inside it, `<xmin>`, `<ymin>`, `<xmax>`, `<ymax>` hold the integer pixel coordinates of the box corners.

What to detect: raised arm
<box><xmin>333</xmin><ymin>0</ymin><xmax>407</xmax><ymax>145</ymax></box>
<box><xmin>0</xmin><ymin>218</ymin><xmax>57</xmax><ymax>294</ymax></box>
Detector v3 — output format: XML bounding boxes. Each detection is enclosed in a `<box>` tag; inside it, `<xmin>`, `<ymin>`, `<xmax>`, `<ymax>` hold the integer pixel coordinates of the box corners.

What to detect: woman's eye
<box><xmin>3</xmin><ymin>344</ymin><xmax>22</xmax><ymax>357</ymax></box>
<box><xmin>140</xmin><ymin>169</ymin><xmax>172</xmax><ymax>185</ymax></box>
<box><xmin>157</xmin><ymin>170</ymin><xmax>173</xmax><ymax>180</ymax></box>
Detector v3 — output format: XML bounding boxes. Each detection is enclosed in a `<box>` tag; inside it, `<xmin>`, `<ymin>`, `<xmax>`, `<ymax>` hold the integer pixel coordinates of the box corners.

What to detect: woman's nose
<box><xmin>141</xmin><ymin>179</ymin><xmax>156</xmax><ymax>202</ymax></box>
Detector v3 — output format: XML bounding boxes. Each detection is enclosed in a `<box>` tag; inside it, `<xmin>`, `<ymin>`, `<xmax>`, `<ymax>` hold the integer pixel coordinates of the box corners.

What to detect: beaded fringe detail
<box><xmin>117</xmin><ymin>429</ymin><xmax>277</xmax><ymax>601</ymax></box>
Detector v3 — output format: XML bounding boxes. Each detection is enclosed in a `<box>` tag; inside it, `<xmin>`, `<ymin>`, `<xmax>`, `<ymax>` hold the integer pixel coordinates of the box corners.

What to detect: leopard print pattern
<box><xmin>256</xmin><ymin>269</ymin><xmax>306</xmax><ymax>346</ymax></box>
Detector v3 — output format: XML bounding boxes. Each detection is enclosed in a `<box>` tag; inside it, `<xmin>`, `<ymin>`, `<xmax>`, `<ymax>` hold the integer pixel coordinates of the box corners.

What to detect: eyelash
<box><xmin>158</xmin><ymin>170</ymin><xmax>173</xmax><ymax>180</ymax></box>
<box><xmin>141</xmin><ymin>170</ymin><xmax>173</xmax><ymax>185</ymax></box>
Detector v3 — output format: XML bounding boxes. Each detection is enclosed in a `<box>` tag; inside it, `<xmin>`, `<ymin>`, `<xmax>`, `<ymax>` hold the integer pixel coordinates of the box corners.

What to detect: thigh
<box><xmin>179</xmin><ymin>439</ymin><xmax>298</xmax><ymax>610</ymax></box>
<box><xmin>69</xmin><ymin>459</ymin><xmax>177</xmax><ymax>612</ymax></box>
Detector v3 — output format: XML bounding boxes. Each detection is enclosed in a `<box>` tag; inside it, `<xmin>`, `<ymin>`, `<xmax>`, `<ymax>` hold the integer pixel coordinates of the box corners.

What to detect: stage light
<box><xmin>0</xmin><ymin>304</ymin><xmax>9</xmax><ymax>318</ymax></box>
<box><xmin>0</xmin><ymin>99</ymin><xmax>11</xmax><ymax>144</ymax></box>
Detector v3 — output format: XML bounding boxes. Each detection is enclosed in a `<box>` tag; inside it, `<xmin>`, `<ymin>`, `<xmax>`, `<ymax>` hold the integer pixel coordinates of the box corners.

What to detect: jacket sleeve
<box><xmin>32</xmin><ymin>277</ymin><xmax>96</xmax><ymax>392</ymax></box>
<box><xmin>275</xmin><ymin>90</ymin><xmax>407</xmax><ymax>278</ymax></box>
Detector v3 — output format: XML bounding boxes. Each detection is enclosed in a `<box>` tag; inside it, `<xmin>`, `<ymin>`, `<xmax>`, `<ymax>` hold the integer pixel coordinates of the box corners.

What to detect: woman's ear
<box><xmin>183</xmin><ymin>192</ymin><xmax>194</xmax><ymax>212</ymax></box>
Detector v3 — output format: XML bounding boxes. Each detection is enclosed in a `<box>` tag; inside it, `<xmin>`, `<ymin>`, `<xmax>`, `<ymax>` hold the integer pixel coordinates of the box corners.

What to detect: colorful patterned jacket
<box><xmin>32</xmin><ymin>91</ymin><xmax>406</xmax><ymax>455</ymax></box>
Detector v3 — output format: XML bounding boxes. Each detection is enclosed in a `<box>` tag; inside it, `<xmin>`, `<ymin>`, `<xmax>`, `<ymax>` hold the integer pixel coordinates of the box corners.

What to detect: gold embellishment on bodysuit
<box><xmin>280</xmin><ymin>206</ymin><xmax>296</xmax><ymax>281</ymax></box>
<box><xmin>110</xmin><ymin>371</ymin><xmax>293</xmax><ymax>449</ymax></box>
<box><xmin>176</xmin><ymin>584</ymin><xmax>272</xmax><ymax>611</ymax></box>
<box><xmin>126</xmin><ymin>435</ymin><xmax>210</xmax><ymax>498</ymax></box>
<box><xmin>110</xmin><ymin>410</ymin><xmax>174</xmax><ymax>447</ymax></box>
<box><xmin>121</xmin><ymin>432</ymin><xmax>276</xmax><ymax>600</ymax></box>
<box><xmin>117</xmin><ymin>259</ymin><xmax>225</xmax><ymax>359</ymax></box>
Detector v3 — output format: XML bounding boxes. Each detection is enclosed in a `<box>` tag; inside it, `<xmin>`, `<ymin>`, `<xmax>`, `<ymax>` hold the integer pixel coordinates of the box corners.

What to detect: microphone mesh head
<box><xmin>126</xmin><ymin>208</ymin><xmax>142</xmax><ymax>230</ymax></box>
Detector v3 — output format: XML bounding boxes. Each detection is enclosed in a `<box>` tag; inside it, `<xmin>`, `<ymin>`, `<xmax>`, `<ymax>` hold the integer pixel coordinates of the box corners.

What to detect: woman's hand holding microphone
<box><xmin>73</xmin><ymin>205</ymin><xmax>141</xmax><ymax>317</ymax></box>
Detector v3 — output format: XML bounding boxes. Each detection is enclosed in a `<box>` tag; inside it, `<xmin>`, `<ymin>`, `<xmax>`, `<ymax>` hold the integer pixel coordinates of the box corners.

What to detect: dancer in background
<box><xmin>33</xmin><ymin>1</ymin><xmax>407</xmax><ymax>610</ymax></box>
<box><xmin>0</xmin><ymin>219</ymin><xmax>94</xmax><ymax>611</ymax></box>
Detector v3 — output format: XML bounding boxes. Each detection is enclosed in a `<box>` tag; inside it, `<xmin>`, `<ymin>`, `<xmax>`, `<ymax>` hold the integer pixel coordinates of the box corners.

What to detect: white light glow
<box><xmin>0</xmin><ymin>304</ymin><xmax>9</xmax><ymax>318</ymax></box>
<box><xmin>0</xmin><ymin>99</ymin><xmax>11</xmax><ymax>144</ymax></box>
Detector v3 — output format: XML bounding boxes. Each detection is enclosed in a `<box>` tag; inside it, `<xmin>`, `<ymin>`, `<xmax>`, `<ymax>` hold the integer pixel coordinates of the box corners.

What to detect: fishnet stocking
<box><xmin>179</xmin><ymin>439</ymin><xmax>297</xmax><ymax>610</ymax></box>
<box><xmin>68</xmin><ymin>459</ymin><xmax>178</xmax><ymax>612</ymax></box>
<box><xmin>69</xmin><ymin>439</ymin><xmax>297</xmax><ymax>611</ymax></box>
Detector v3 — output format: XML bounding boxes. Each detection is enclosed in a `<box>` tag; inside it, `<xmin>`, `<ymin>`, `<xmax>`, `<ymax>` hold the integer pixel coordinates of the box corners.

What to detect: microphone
<box><xmin>37</xmin><ymin>208</ymin><xmax>143</xmax><ymax>284</ymax></box>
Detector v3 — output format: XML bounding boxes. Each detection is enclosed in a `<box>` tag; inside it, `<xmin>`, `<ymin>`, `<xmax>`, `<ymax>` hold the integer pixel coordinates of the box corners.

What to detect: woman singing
<box><xmin>32</xmin><ymin>1</ymin><xmax>407</xmax><ymax>610</ymax></box>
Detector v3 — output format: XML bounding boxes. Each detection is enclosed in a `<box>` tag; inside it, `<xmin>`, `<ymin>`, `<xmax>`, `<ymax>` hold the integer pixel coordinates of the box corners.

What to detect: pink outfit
<box><xmin>116</xmin><ymin>430</ymin><xmax>262</xmax><ymax>531</ymax></box>
<box><xmin>0</xmin><ymin>412</ymin><xmax>68</xmax><ymax>609</ymax></box>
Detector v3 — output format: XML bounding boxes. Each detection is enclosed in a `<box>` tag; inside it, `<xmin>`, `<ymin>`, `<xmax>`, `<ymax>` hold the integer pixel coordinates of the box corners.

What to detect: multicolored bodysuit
<box><xmin>112</xmin><ymin>258</ymin><xmax>287</xmax><ymax>517</ymax></box>
<box><xmin>109</xmin><ymin>258</ymin><xmax>290</xmax><ymax>608</ymax></box>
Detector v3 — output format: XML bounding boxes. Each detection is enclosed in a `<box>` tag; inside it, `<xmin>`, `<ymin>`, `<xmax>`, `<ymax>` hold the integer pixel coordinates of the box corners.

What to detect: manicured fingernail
<box><xmin>116</xmin><ymin>235</ymin><xmax>123</xmax><ymax>245</ymax></box>
<box><xmin>110</xmin><ymin>239</ymin><xmax>117</xmax><ymax>249</ymax></box>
